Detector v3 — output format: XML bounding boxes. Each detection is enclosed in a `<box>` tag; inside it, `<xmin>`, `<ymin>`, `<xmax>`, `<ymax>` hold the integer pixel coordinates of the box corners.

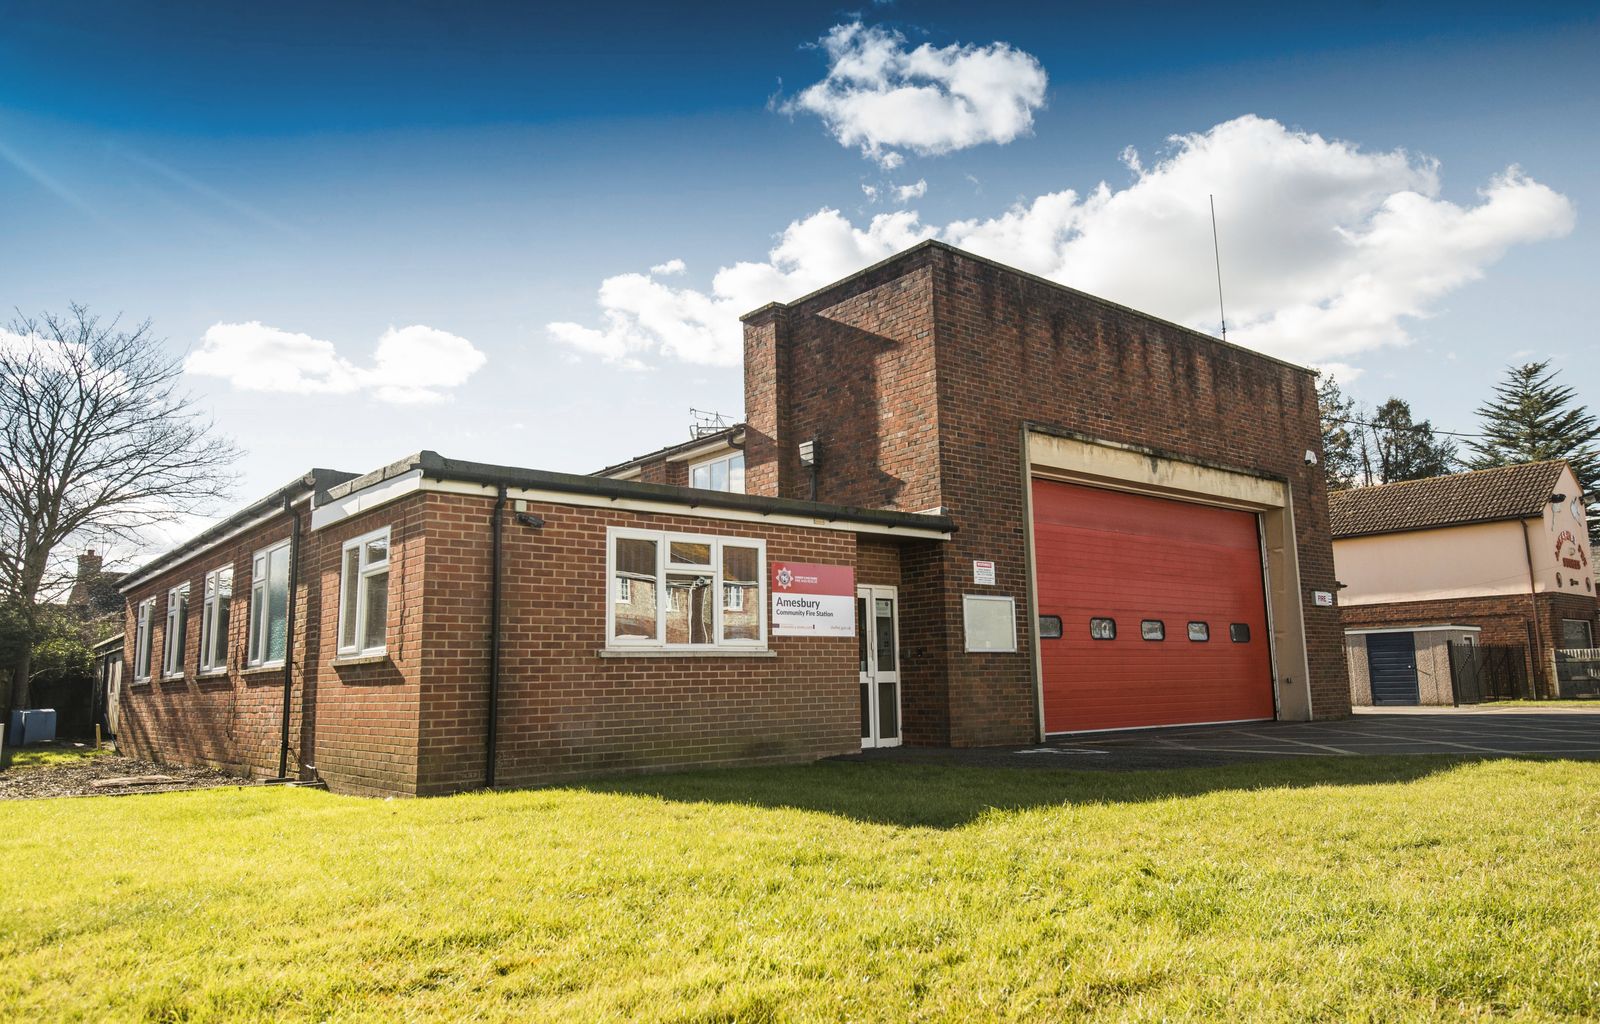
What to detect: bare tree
<box><xmin>1</xmin><ymin>305</ymin><xmax>239</xmax><ymax>716</ymax></box>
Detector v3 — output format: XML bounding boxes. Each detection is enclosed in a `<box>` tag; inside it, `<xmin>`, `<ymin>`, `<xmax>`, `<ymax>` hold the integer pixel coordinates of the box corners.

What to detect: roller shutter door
<box><xmin>1033</xmin><ymin>479</ymin><xmax>1276</xmax><ymax>733</ymax></box>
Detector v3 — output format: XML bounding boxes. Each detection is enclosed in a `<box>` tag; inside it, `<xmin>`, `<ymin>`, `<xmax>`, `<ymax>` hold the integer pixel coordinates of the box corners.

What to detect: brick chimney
<box><xmin>68</xmin><ymin>549</ymin><xmax>102</xmax><ymax>607</ymax></box>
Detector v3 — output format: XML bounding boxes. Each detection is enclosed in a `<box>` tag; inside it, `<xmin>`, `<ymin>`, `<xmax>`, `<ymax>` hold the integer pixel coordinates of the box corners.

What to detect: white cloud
<box><xmin>186</xmin><ymin>322</ymin><xmax>486</xmax><ymax>404</ymax></box>
<box><xmin>893</xmin><ymin>179</ymin><xmax>927</xmax><ymax>202</ymax></box>
<box><xmin>781</xmin><ymin>22</ymin><xmax>1048</xmax><ymax>169</ymax></box>
<box><xmin>547</xmin><ymin>209</ymin><xmax>934</xmax><ymax>367</ymax></box>
<box><xmin>551</xmin><ymin>116</ymin><xmax>1574</xmax><ymax>373</ymax></box>
<box><xmin>649</xmin><ymin>258</ymin><xmax>686</xmax><ymax>275</ymax></box>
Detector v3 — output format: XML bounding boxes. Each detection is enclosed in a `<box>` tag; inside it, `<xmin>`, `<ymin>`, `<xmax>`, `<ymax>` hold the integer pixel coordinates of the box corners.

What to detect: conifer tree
<box><xmin>1469</xmin><ymin>361</ymin><xmax>1599</xmax><ymax>542</ymax></box>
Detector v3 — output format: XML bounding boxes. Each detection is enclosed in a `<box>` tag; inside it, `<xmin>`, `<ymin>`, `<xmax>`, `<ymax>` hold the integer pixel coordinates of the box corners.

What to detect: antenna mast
<box><xmin>1209</xmin><ymin>194</ymin><xmax>1227</xmax><ymax>342</ymax></box>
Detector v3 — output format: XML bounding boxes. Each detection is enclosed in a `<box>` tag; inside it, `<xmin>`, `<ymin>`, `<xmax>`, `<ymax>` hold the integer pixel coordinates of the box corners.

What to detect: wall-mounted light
<box><xmin>1550</xmin><ymin>493</ymin><xmax>1567</xmax><ymax>504</ymax></box>
<box><xmin>798</xmin><ymin>438</ymin><xmax>818</xmax><ymax>467</ymax></box>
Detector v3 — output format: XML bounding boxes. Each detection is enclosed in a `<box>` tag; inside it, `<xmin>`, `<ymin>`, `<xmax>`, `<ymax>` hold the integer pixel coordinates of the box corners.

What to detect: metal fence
<box><xmin>1448</xmin><ymin>642</ymin><xmax>1532</xmax><ymax>704</ymax></box>
<box><xmin>1554</xmin><ymin>648</ymin><xmax>1600</xmax><ymax>700</ymax></box>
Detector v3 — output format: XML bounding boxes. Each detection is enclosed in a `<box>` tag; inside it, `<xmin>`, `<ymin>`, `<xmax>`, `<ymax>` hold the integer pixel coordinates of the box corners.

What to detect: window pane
<box><xmin>365</xmin><ymin>534</ymin><xmax>389</xmax><ymax>565</ymax></box>
<box><xmin>666</xmin><ymin>572</ymin><xmax>714</xmax><ymax>644</ymax></box>
<box><xmin>669</xmin><ymin>540</ymin><xmax>711</xmax><ymax>566</ymax></box>
<box><xmin>857</xmin><ymin>597</ymin><xmax>869</xmax><ymax>672</ymax></box>
<box><xmin>875</xmin><ymin>598</ymin><xmax>896</xmax><ymax>672</ymax></box>
<box><xmin>214</xmin><ymin>569</ymin><xmax>232</xmax><ymax>666</ymax></box>
<box><xmin>363</xmin><ymin>570</ymin><xmax>389</xmax><ymax>650</ymax></box>
<box><xmin>709</xmin><ymin>460</ymin><xmax>728</xmax><ymax>492</ymax></box>
<box><xmin>721</xmin><ymin>545</ymin><xmax>760</xmax><ymax>641</ymax></box>
<box><xmin>266</xmin><ymin>546</ymin><xmax>290</xmax><ymax>663</ymax></box>
<box><xmin>692</xmin><ymin>465</ymin><xmax>710</xmax><ymax>489</ymax></box>
<box><xmin>341</xmin><ymin>546</ymin><xmax>361</xmax><ymax>649</ymax></box>
<box><xmin>878</xmin><ymin>680</ymin><xmax>899</xmax><ymax>740</ymax></box>
<box><xmin>248</xmin><ymin>582</ymin><xmax>264</xmax><ymax>663</ymax></box>
<box><xmin>613</xmin><ymin>538</ymin><xmax>658</xmax><ymax>640</ymax></box>
<box><xmin>728</xmin><ymin>453</ymin><xmax>745</xmax><ymax>494</ymax></box>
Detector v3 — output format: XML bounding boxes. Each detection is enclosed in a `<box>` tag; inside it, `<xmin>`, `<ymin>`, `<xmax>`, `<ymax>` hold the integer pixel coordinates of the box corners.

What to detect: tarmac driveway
<box><xmin>843</xmin><ymin>705</ymin><xmax>1600</xmax><ymax>771</ymax></box>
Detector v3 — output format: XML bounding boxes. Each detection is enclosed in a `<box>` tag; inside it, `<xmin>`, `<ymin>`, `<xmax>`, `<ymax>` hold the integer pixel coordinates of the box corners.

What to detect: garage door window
<box><xmin>1089</xmin><ymin>617</ymin><xmax>1116</xmax><ymax>640</ymax></box>
<box><xmin>1229</xmin><ymin>623</ymin><xmax>1251</xmax><ymax>643</ymax></box>
<box><xmin>1187</xmin><ymin>622</ymin><xmax>1210</xmax><ymax>642</ymax></box>
<box><xmin>1038</xmin><ymin>615</ymin><xmax>1063</xmax><ymax>639</ymax></box>
<box><xmin>1140</xmin><ymin>620</ymin><xmax>1165</xmax><ymax>641</ymax></box>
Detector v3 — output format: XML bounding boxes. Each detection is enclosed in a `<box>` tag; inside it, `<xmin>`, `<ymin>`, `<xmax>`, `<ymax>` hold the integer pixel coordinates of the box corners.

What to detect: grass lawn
<box><xmin>0</xmin><ymin>742</ymin><xmax>110</xmax><ymax>771</ymax></box>
<box><xmin>3</xmin><ymin>757</ymin><xmax>1599</xmax><ymax>1022</ymax></box>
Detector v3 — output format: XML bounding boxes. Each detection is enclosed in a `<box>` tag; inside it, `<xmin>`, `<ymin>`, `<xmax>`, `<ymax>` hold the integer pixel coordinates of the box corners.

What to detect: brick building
<box><xmin>1332</xmin><ymin>461</ymin><xmax>1599</xmax><ymax>704</ymax></box>
<box><xmin>119</xmin><ymin>241</ymin><xmax>1348</xmax><ymax>795</ymax></box>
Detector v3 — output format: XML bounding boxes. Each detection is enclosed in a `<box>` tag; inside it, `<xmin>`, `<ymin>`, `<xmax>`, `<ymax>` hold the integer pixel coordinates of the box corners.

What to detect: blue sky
<box><xmin>3</xmin><ymin>1</ymin><xmax>1597</xmax><ymax>548</ymax></box>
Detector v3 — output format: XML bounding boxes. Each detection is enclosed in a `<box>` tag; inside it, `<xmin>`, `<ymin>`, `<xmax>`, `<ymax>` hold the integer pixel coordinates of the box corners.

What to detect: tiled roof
<box><xmin>1329</xmin><ymin>461</ymin><xmax>1568</xmax><ymax>538</ymax></box>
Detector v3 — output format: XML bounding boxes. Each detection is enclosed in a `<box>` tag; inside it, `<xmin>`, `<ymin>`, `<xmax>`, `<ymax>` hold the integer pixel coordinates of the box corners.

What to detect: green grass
<box><xmin>0</xmin><ymin>742</ymin><xmax>110</xmax><ymax>771</ymax></box>
<box><xmin>3</xmin><ymin>757</ymin><xmax>1599</xmax><ymax>1022</ymax></box>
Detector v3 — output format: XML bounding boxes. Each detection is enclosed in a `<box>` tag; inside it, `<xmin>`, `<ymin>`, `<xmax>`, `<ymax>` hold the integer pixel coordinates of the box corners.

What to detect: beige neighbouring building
<box><xmin>1332</xmin><ymin>461</ymin><xmax>1599</xmax><ymax>704</ymax></box>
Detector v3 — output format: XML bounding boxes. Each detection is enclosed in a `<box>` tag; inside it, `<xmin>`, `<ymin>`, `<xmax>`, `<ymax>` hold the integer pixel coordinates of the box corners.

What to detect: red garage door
<box><xmin>1033</xmin><ymin>479</ymin><xmax>1275</xmax><ymax>733</ymax></box>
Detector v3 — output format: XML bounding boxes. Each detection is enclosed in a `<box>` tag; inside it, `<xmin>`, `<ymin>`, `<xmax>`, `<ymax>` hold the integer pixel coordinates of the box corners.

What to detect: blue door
<box><xmin>1366</xmin><ymin>632</ymin><xmax>1420</xmax><ymax>705</ymax></box>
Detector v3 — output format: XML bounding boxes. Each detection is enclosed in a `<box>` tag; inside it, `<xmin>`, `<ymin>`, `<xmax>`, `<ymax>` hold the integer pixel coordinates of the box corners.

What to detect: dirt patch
<box><xmin>0</xmin><ymin>746</ymin><xmax>249</xmax><ymax>800</ymax></box>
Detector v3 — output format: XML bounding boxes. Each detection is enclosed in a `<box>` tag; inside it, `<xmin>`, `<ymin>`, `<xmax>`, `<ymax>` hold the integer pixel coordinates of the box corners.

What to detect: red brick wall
<box><xmin>304</xmin><ymin>499</ymin><xmax>428</xmax><ymax>796</ymax></box>
<box><xmin>1339</xmin><ymin>592</ymin><xmax>1600</xmax><ymax>696</ymax></box>
<box><xmin>118</xmin><ymin>514</ymin><xmax>307</xmax><ymax>779</ymax></box>
<box><xmin>119</xmin><ymin>497</ymin><xmax>430</xmax><ymax>795</ymax></box>
<box><xmin>636</xmin><ymin>460</ymin><xmax>688</xmax><ymax>487</ymax></box>
<box><xmin>745</xmin><ymin>267</ymin><xmax>941</xmax><ymax>513</ymax></box>
<box><xmin>414</xmin><ymin>492</ymin><xmax>863</xmax><ymax>794</ymax></box>
<box><xmin>856</xmin><ymin>538</ymin><xmax>902</xmax><ymax>587</ymax></box>
<box><xmin>745</xmin><ymin>244</ymin><xmax>1349</xmax><ymax>745</ymax></box>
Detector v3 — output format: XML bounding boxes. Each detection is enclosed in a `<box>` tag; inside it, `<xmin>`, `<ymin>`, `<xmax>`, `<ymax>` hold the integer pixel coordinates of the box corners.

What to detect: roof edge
<box><xmin>118</xmin><ymin>467</ymin><xmax>357</xmax><ymax>592</ymax></box>
<box><xmin>739</xmin><ymin>239</ymin><xmax>1316</xmax><ymax>377</ymax></box>
<box><xmin>377</xmin><ymin>450</ymin><xmax>956</xmax><ymax>534</ymax></box>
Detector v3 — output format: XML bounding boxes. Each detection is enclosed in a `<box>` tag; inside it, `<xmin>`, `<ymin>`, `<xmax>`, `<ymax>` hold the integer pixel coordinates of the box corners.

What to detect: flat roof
<box><xmin>741</xmin><ymin>239</ymin><xmax>1315</xmax><ymax>377</ymax></box>
<box><xmin>340</xmin><ymin>450</ymin><xmax>956</xmax><ymax>535</ymax></box>
<box><xmin>119</xmin><ymin>467</ymin><xmax>358</xmax><ymax>592</ymax></box>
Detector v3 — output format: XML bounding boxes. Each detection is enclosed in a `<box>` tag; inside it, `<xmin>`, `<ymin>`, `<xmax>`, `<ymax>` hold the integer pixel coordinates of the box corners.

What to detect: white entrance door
<box><xmin>857</xmin><ymin>585</ymin><xmax>901</xmax><ymax>748</ymax></box>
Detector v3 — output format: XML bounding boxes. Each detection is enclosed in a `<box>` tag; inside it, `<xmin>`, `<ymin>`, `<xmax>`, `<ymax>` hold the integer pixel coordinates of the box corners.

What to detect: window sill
<box><xmin>240</xmin><ymin>664</ymin><xmax>286</xmax><ymax>677</ymax></box>
<box><xmin>333</xmin><ymin>653</ymin><xmax>389</xmax><ymax>668</ymax></box>
<box><xmin>598</xmin><ymin>647</ymin><xmax>776</xmax><ymax>659</ymax></box>
<box><xmin>197</xmin><ymin>669</ymin><xmax>228</xmax><ymax>679</ymax></box>
<box><xmin>160</xmin><ymin>674</ymin><xmax>186</xmax><ymax>683</ymax></box>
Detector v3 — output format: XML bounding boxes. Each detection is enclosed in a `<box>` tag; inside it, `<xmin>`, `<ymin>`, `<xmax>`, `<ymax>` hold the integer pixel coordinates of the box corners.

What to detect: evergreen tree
<box><xmin>1468</xmin><ymin>361</ymin><xmax>1600</xmax><ymax>542</ymax></box>
<box><xmin>1369</xmin><ymin>398</ymin><xmax>1458</xmax><ymax>483</ymax></box>
<box><xmin>1316</xmin><ymin>373</ymin><xmax>1362</xmax><ymax>489</ymax></box>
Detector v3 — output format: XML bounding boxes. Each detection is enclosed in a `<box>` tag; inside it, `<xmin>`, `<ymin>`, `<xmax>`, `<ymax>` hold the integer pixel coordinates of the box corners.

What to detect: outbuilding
<box><xmin>118</xmin><ymin>241</ymin><xmax>1348</xmax><ymax>795</ymax></box>
<box><xmin>1332</xmin><ymin>461</ymin><xmax>1599</xmax><ymax>703</ymax></box>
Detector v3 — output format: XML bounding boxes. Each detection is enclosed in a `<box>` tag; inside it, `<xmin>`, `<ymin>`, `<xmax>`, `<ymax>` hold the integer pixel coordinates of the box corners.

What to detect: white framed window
<box><xmin>199</xmin><ymin>565</ymin><xmax>233</xmax><ymax>674</ymax></box>
<box><xmin>133</xmin><ymin>598</ymin><xmax>155</xmax><ymax>682</ymax></box>
<box><xmin>689</xmin><ymin>451</ymin><xmax>745</xmax><ymax>494</ymax></box>
<box><xmin>162</xmin><ymin>583</ymin><xmax>190</xmax><ymax>679</ymax></box>
<box><xmin>338</xmin><ymin>527</ymin><xmax>391</xmax><ymax>656</ymax></box>
<box><xmin>247</xmin><ymin>539</ymin><xmax>292</xmax><ymax>667</ymax></box>
<box><xmin>606</xmin><ymin>527</ymin><xmax>765</xmax><ymax>648</ymax></box>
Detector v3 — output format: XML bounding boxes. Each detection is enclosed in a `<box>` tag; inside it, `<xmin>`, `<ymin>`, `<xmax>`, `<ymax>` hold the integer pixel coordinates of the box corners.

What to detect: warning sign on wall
<box><xmin>972</xmin><ymin>560</ymin><xmax>996</xmax><ymax>585</ymax></box>
<box><xmin>771</xmin><ymin>562</ymin><xmax>856</xmax><ymax>637</ymax></box>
